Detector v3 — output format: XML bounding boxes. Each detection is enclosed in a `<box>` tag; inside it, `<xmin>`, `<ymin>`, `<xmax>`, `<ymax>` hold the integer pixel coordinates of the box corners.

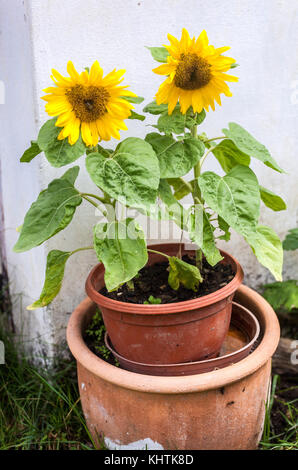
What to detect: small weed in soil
<box><xmin>100</xmin><ymin>255</ymin><xmax>235</xmax><ymax>304</ymax></box>
<box><xmin>84</xmin><ymin>309</ymin><xmax>119</xmax><ymax>367</ymax></box>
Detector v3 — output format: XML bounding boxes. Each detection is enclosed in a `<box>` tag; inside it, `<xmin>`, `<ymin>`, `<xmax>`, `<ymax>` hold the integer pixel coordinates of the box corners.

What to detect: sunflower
<box><xmin>42</xmin><ymin>61</ymin><xmax>136</xmax><ymax>146</ymax></box>
<box><xmin>153</xmin><ymin>29</ymin><xmax>238</xmax><ymax>115</ymax></box>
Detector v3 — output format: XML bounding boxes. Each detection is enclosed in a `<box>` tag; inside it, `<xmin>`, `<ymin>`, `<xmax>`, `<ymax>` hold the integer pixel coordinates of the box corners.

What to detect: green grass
<box><xmin>260</xmin><ymin>374</ymin><xmax>298</xmax><ymax>450</ymax></box>
<box><xmin>0</xmin><ymin>327</ymin><xmax>95</xmax><ymax>450</ymax></box>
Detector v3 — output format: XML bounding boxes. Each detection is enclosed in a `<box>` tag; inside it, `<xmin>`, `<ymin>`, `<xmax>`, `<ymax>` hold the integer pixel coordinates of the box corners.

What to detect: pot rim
<box><xmin>67</xmin><ymin>285</ymin><xmax>280</xmax><ymax>394</ymax></box>
<box><xmin>103</xmin><ymin>301</ymin><xmax>261</xmax><ymax>370</ymax></box>
<box><xmin>85</xmin><ymin>244</ymin><xmax>244</xmax><ymax>314</ymax></box>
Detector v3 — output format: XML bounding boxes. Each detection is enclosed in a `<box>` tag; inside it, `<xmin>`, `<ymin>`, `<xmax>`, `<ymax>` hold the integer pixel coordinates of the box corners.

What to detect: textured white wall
<box><xmin>0</xmin><ymin>0</ymin><xmax>297</xmax><ymax>358</ymax></box>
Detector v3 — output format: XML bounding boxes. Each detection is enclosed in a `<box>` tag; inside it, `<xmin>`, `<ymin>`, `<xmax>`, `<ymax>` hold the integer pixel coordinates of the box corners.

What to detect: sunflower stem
<box><xmin>81</xmin><ymin>192</ymin><xmax>106</xmax><ymax>204</ymax></box>
<box><xmin>204</xmin><ymin>136</ymin><xmax>226</xmax><ymax>144</ymax></box>
<box><xmin>82</xmin><ymin>195</ymin><xmax>107</xmax><ymax>217</ymax></box>
<box><xmin>190</xmin><ymin>123</ymin><xmax>204</xmax><ymax>270</ymax></box>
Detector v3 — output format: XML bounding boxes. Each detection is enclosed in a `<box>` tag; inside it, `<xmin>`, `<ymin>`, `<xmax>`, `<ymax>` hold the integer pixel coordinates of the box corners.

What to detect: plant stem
<box><xmin>199</xmin><ymin>146</ymin><xmax>216</xmax><ymax>171</ymax></box>
<box><xmin>81</xmin><ymin>195</ymin><xmax>107</xmax><ymax>217</ymax></box>
<box><xmin>190</xmin><ymin>123</ymin><xmax>204</xmax><ymax>270</ymax></box>
<box><xmin>71</xmin><ymin>246</ymin><xmax>93</xmax><ymax>255</ymax></box>
<box><xmin>204</xmin><ymin>136</ymin><xmax>226</xmax><ymax>144</ymax></box>
<box><xmin>147</xmin><ymin>248</ymin><xmax>171</xmax><ymax>260</ymax></box>
<box><xmin>80</xmin><ymin>192</ymin><xmax>106</xmax><ymax>204</ymax></box>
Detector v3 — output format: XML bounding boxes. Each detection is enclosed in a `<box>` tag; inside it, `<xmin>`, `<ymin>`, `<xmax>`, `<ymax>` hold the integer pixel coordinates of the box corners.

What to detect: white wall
<box><xmin>0</xmin><ymin>0</ymin><xmax>297</xmax><ymax>359</ymax></box>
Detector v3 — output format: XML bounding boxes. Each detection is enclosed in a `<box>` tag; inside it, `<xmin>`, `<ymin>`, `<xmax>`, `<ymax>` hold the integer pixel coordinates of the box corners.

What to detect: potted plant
<box><xmin>14</xmin><ymin>28</ymin><xmax>284</xmax><ymax>366</ymax></box>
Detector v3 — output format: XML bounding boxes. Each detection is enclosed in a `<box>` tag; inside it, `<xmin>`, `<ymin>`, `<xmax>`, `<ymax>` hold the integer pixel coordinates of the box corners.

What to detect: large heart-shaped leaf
<box><xmin>212</xmin><ymin>139</ymin><xmax>250</xmax><ymax>173</ymax></box>
<box><xmin>245</xmin><ymin>225</ymin><xmax>283</xmax><ymax>281</ymax></box>
<box><xmin>37</xmin><ymin>118</ymin><xmax>86</xmax><ymax>168</ymax></box>
<box><xmin>223</xmin><ymin>123</ymin><xmax>284</xmax><ymax>173</ymax></box>
<box><xmin>13</xmin><ymin>168</ymin><xmax>82</xmax><ymax>252</ymax></box>
<box><xmin>145</xmin><ymin>133</ymin><xmax>204</xmax><ymax>178</ymax></box>
<box><xmin>86</xmin><ymin>137</ymin><xmax>160</xmax><ymax>209</ymax></box>
<box><xmin>198</xmin><ymin>165</ymin><xmax>260</xmax><ymax>238</ymax></box>
<box><xmin>93</xmin><ymin>218</ymin><xmax>148</xmax><ymax>291</ymax></box>
<box><xmin>27</xmin><ymin>250</ymin><xmax>72</xmax><ymax>309</ymax></box>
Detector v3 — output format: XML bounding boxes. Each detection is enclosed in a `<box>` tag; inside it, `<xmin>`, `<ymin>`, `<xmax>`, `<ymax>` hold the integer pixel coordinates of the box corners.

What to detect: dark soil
<box><xmin>100</xmin><ymin>255</ymin><xmax>235</xmax><ymax>304</ymax></box>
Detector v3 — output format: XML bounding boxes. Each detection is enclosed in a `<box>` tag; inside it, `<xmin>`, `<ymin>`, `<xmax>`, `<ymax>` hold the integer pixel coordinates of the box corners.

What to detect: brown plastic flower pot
<box><xmin>104</xmin><ymin>301</ymin><xmax>261</xmax><ymax>376</ymax></box>
<box><xmin>66</xmin><ymin>285</ymin><xmax>280</xmax><ymax>450</ymax></box>
<box><xmin>85</xmin><ymin>243</ymin><xmax>244</xmax><ymax>364</ymax></box>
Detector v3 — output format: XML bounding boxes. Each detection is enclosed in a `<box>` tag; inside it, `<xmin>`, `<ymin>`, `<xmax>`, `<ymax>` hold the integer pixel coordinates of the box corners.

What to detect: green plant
<box><xmin>14</xmin><ymin>29</ymin><xmax>285</xmax><ymax>309</ymax></box>
<box><xmin>144</xmin><ymin>295</ymin><xmax>162</xmax><ymax>305</ymax></box>
<box><xmin>262</xmin><ymin>228</ymin><xmax>298</xmax><ymax>314</ymax></box>
<box><xmin>85</xmin><ymin>309</ymin><xmax>112</xmax><ymax>361</ymax></box>
<box><xmin>0</xmin><ymin>327</ymin><xmax>94</xmax><ymax>450</ymax></box>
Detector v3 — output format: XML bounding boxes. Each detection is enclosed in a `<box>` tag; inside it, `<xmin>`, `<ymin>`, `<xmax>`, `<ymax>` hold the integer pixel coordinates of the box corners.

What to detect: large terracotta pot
<box><xmin>85</xmin><ymin>243</ymin><xmax>244</xmax><ymax>364</ymax></box>
<box><xmin>67</xmin><ymin>285</ymin><xmax>280</xmax><ymax>450</ymax></box>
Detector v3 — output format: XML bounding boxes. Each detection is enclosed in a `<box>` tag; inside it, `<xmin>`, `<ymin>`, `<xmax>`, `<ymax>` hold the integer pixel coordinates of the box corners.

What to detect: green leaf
<box><xmin>262</xmin><ymin>280</ymin><xmax>298</xmax><ymax>313</ymax></box>
<box><xmin>156</xmin><ymin>107</ymin><xmax>204</xmax><ymax>135</ymax></box>
<box><xmin>20</xmin><ymin>140</ymin><xmax>41</xmax><ymax>163</ymax></box>
<box><xmin>188</xmin><ymin>207</ymin><xmax>223</xmax><ymax>266</ymax></box>
<box><xmin>245</xmin><ymin>225</ymin><xmax>283</xmax><ymax>281</ymax></box>
<box><xmin>128</xmin><ymin>110</ymin><xmax>145</xmax><ymax>121</ymax></box>
<box><xmin>60</xmin><ymin>166</ymin><xmax>80</xmax><ymax>185</ymax></box>
<box><xmin>146</xmin><ymin>46</ymin><xmax>169</xmax><ymax>63</ymax></box>
<box><xmin>199</xmin><ymin>165</ymin><xmax>260</xmax><ymax>238</ymax></box>
<box><xmin>13</xmin><ymin>172</ymin><xmax>82</xmax><ymax>252</ymax></box>
<box><xmin>223</xmin><ymin>123</ymin><xmax>284</xmax><ymax>173</ymax></box>
<box><xmin>37</xmin><ymin>118</ymin><xmax>86</xmax><ymax>167</ymax></box>
<box><xmin>218</xmin><ymin>215</ymin><xmax>231</xmax><ymax>241</ymax></box>
<box><xmin>145</xmin><ymin>133</ymin><xmax>204</xmax><ymax>178</ymax></box>
<box><xmin>27</xmin><ymin>250</ymin><xmax>72</xmax><ymax>309</ymax></box>
<box><xmin>86</xmin><ymin>137</ymin><xmax>160</xmax><ymax>209</ymax></box>
<box><xmin>260</xmin><ymin>186</ymin><xmax>287</xmax><ymax>212</ymax></box>
<box><xmin>167</xmin><ymin>177</ymin><xmax>195</xmax><ymax>200</ymax></box>
<box><xmin>283</xmin><ymin>228</ymin><xmax>298</xmax><ymax>251</ymax></box>
<box><xmin>121</xmin><ymin>95</ymin><xmax>144</xmax><ymax>104</ymax></box>
<box><xmin>168</xmin><ymin>256</ymin><xmax>202</xmax><ymax>291</ymax></box>
<box><xmin>212</xmin><ymin>139</ymin><xmax>250</xmax><ymax>173</ymax></box>
<box><xmin>143</xmin><ymin>101</ymin><xmax>169</xmax><ymax>115</ymax></box>
<box><xmin>230</xmin><ymin>63</ymin><xmax>240</xmax><ymax>69</ymax></box>
<box><xmin>93</xmin><ymin>219</ymin><xmax>148</xmax><ymax>291</ymax></box>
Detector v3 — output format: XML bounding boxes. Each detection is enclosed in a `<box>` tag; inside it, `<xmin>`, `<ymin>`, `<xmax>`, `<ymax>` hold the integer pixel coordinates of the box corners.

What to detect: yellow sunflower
<box><xmin>42</xmin><ymin>61</ymin><xmax>136</xmax><ymax>147</ymax></box>
<box><xmin>153</xmin><ymin>28</ymin><xmax>238</xmax><ymax>115</ymax></box>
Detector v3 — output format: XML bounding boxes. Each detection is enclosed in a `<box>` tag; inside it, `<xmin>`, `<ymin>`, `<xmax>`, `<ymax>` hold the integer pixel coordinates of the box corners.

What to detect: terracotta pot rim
<box><xmin>66</xmin><ymin>285</ymin><xmax>280</xmax><ymax>394</ymax></box>
<box><xmin>85</xmin><ymin>245</ymin><xmax>244</xmax><ymax>314</ymax></box>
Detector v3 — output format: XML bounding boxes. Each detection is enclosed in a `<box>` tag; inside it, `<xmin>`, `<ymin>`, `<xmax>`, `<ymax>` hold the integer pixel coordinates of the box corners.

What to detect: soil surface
<box><xmin>100</xmin><ymin>255</ymin><xmax>235</xmax><ymax>304</ymax></box>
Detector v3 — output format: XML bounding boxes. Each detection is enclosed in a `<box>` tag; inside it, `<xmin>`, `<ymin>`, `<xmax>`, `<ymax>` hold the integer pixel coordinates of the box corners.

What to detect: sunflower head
<box><xmin>42</xmin><ymin>61</ymin><xmax>136</xmax><ymax>146</ymax></box>
<box><xmin>153</xmin><ymin>28</ymin><xmax>238</xmax><ymax>115</ymax></box>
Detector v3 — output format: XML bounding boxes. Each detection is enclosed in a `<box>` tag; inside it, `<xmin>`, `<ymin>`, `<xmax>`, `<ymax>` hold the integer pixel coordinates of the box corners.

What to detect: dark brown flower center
<box><xmin>174</xmin><ymin>53</ymin><xmax>212</xmax><ymax>90</ymax></box>
<box><xmin>66</xmin><ymin>85</ymin><xmax>110</xmax><ymax>122</ymax></box>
